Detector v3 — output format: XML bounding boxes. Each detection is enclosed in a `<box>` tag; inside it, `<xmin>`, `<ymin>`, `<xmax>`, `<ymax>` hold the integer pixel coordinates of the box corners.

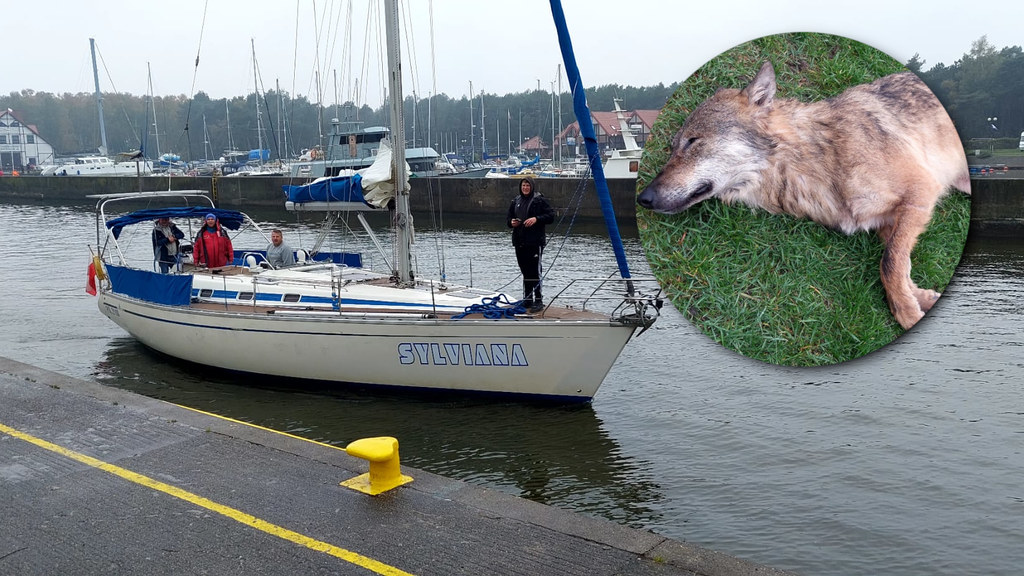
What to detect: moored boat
<box><xmin>602</xmin><ymin>98</ymin><xmax>643</xmax><ymax>179</ymax></box>
<box><xmin>87</xmin><ymin>0</ymin><xmax>661</xmax><ymax>401</ymax></box>
<box><xmin>46</xmin><ymin>155</ymin><xmax>154</xmax><ymax>176</ymax></box>
<box><xmin>288</xmin><ymin>120</ymin><xmax>442</xmax><ymax>178</ymax></box>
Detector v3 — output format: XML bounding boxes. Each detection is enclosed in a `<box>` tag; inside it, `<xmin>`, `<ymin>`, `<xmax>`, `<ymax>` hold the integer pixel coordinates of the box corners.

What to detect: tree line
<box><xmin>0</xmin><ymin>82</ymin><xmax>677</xmax><ymax>162</ymax></box>
<box><xmin>5</xmin><ymin>35</ymin><xmax>1021</xmax><ymax>161</ymax></box>
<box><xmin>908</xmin><ymin>36</ymin><xmax>1023</xmax><ymax>146</ymax></box>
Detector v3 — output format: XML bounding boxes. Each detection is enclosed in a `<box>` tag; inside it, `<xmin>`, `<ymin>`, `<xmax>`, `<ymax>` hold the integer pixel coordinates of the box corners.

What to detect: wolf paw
<box><xmin>890</xmin><ymin>293</ymin><xmax>925</xmax><ymax>329</ymax></box>
<box><xmin>894</xmin><ymin>307</ymin><xmax>925</xmax><ymax>330</ymax></box>
<box><xmin>914</xmin><ymin>289</ymin><xmax>941</xmax><ymax>312</ymax></box>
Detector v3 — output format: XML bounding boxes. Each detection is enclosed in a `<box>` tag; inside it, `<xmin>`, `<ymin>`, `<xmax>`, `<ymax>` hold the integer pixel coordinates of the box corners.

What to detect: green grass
<box><xmin>637</xmin><ymin>33</ymin><xmax>972</xmax><ymax>367</ymax></box>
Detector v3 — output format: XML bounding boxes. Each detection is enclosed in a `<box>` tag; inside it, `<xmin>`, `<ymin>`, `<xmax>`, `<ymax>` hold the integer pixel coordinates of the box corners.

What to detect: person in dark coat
<box><xmin>152</xmin><ymin>217</ymin><xmax>185</xmax><ymax>273</ymax></box>
<box><xmin>506</xmin><ymin>177</ymin><xmax>555</xmax><ymax>312</ymax></box>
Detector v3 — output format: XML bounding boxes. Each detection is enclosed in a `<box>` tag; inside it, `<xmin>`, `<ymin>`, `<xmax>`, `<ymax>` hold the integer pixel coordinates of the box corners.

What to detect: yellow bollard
<box><xmin>340</xmin><ymin>436</ymin><xmax>413</xmax><ymax>495</ymax></box>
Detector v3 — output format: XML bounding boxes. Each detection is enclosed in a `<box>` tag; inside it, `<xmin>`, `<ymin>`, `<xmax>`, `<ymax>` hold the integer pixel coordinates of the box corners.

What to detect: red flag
<box><xmin>86</xmin><ymin>261</ymin><xmax>97</xmax><ymax>296</ymax></box>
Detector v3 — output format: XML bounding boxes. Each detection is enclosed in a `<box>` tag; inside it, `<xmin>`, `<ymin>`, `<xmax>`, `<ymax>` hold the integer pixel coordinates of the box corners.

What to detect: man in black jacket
<box><xmin>152</xmin><ymin>217</ymin><xmax>185</xmax><ymax>273</ymax></box>
<box><xmin>507</xmin><ymin>177</ymin><xmax>555</xmax><ymax>312</ymax></box>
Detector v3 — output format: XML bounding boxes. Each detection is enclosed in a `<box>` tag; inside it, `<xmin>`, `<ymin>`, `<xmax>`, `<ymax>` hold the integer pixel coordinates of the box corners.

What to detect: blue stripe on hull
<box><xmin>191</xmin><ymin>290</ymin><xmax>465</xmax><ymax>311</ymax></box>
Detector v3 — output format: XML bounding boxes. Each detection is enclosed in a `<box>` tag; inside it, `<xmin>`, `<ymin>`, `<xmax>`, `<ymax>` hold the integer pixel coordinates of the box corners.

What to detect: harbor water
<box><xmin>1</xmin><ymin>199</ymin><xmax>1022</xmax><ymax>575</ymax></box>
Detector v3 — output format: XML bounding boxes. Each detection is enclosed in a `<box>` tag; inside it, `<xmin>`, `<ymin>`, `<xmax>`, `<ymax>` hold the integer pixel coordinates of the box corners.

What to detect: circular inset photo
<box><xmin>636</xmin><ymin>32</ymin><xmax>971</xmax><ymax>367</ymax></box>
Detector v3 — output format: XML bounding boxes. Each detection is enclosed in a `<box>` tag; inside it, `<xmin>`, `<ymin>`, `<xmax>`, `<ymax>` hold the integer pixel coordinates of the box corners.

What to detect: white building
<box><xmin>1</xmin><ymin>109</ymin><xmax>56</xmax><ymax>172</ymax></box>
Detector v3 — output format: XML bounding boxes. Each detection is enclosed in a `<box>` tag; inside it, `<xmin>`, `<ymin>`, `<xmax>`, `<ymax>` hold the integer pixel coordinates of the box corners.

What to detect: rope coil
<box><xmin>452</xmin><ymin>294</ymin><xmax>526</xmax><ymax>320</ymax></box>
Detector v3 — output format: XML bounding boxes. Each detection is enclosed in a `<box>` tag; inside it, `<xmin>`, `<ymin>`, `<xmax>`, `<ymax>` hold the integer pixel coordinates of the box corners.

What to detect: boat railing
<box><xmin>546</xmin><ymin>275</ymin><xmax>663</xmax><ymax>328</ymax></box>
<box><xmin>89</xmin><ymin>191</ymin><xmax>274</xmax><ymax>270</ymax></box>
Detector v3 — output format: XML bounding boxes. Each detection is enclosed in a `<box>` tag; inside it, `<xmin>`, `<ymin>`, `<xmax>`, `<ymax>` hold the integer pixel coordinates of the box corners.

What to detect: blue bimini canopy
<box><xmin>106</xmin><ymin>207</ymin><xmax>245</xmax><ymax>239</ymax></box>
<box><xmin>283</xmin><ymin>174</ymin><xmax>367</xmax><ymax>205</ymax></box>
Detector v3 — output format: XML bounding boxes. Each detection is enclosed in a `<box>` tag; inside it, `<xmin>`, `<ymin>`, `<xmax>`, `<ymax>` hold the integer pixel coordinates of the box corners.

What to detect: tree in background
<box><xmin>915</xmin><ymin>36</ymin><xmax>1024</xmax><ymax>143</ymax></box>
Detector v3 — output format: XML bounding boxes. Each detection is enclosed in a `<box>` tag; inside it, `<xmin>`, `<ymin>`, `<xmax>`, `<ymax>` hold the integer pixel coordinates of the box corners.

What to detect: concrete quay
<box><xmin>0</xmin><ymin>175</ymin><xmax>641</xmax><ymax>223</ymax></box>
<box><xmin>2</xmin><ymin>174</ymin><xmax>1022</xmax><ymax>236</ymax></box>
<box><xmin>0</xmin><ymin>356</ymin><xmax>793</xmax><ymax>576</ymax></box>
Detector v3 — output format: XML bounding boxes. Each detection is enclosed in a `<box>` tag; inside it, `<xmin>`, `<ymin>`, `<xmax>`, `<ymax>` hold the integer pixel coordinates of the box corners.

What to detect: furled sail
<box><xmin>283</xmin><ymin>138</ymin><xmax>409</xmax><ymax>211</ymax></box>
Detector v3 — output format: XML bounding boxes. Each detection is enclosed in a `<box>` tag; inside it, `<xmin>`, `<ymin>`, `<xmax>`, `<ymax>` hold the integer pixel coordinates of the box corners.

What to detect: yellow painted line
<box><xmin>174</xmin><ymin>403</ymin><xmax>348</xmax><ymax>452</ymax></box>
<box><xmin>0</xmin><ymin>421</ymin><xmax>414</xmax><ymax>576</ymax></box>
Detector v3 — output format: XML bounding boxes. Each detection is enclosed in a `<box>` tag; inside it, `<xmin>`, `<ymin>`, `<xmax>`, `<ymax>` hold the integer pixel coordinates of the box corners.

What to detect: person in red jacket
<box><xmin>193</xmin><ymin>213</ymin><xmax>234</xmax><ymax>268</ymax></box>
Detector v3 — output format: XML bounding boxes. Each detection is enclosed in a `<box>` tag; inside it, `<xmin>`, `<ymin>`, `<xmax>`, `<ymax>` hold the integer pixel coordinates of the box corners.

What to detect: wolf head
<box><xmin>638</xmin><ymin>61</ymin><xmax>779</xmax><ymax>214</ymax></box>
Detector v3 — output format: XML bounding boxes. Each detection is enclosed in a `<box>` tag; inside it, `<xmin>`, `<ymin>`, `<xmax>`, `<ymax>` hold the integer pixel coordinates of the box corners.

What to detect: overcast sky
<box><xmin>4</xmin><ymin>0</ymin><xmax>1020</xmax><ymax>104</ymax></box>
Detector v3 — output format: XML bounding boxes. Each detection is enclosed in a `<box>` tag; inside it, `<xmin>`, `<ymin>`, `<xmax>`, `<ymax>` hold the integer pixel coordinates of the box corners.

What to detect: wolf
<box><xmin>637</xmin><ymin>61</ymin><xmax>970</xmax><ymax>330</ymax></box>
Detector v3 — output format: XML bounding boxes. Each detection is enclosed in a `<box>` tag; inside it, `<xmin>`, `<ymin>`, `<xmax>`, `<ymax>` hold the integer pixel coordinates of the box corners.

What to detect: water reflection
<box><xmin>96</xmin><ymin>334</ymin><xmax>665</xmax><ymax>528</ymax></box>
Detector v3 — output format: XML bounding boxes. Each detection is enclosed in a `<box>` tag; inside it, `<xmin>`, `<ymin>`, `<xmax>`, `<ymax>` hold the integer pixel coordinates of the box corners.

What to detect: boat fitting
<box><xmin>340</xmin><ymin>436</ymin><xmax>413</xmax><ymax>495</ymax></box>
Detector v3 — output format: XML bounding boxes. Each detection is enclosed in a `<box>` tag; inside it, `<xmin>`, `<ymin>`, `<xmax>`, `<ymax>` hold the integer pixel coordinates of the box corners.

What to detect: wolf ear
<box><xmin>742</xmin><ymin>61</ymin><xmax>776</xmax><ymax>107</ymax></box>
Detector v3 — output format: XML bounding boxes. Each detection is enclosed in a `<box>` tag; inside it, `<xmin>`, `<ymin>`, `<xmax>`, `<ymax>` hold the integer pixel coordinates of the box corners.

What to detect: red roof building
<box><xmin>1</xmin><ymin>109</ymin><xmax>56</xmax><ymax>171</ymax></box>
<box><xmin>556</xmin><ymin>108</ymin><xmax>661</xmax><ymax>156</ymax></box>
<box><xmin>518</xmin><ymin>135</ymin><xmax>550</xmax><ymax>158</ymax></box>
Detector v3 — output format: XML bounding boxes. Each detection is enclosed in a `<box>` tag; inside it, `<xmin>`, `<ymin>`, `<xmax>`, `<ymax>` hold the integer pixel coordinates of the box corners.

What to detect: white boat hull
<box><xmin>50</xmin><ymin>157</ymin><xmax>154</xmax><ymax>176</ymax></box>
<box><xmin>98</xmin><ymin>291</ymin><xmax>637</xmax><ymax>400</ymax></box>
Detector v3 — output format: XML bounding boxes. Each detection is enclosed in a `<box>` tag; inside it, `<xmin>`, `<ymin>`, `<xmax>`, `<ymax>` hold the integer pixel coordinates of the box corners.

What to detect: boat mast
<box><xmin>550</xmin><ymin>81</ymin><xmax>555</xmax><ymax>166</ymax></box>
<box><xmin>89</xmin><ymin>38</ymin><xmax>108</xmax><ymax>156</ymax></box>
<box><xmin>202</xmin><ymin>114</ymin><xmax>211</xmax><ymax>159</ymax></box>
<box><xmin>548</xmin><ymin>0</ymin><xmax>634</xmax><ymax>293</ymax></box>
<box><xmin>277</xmin><ymin>77</ymin><xmax>287</xmax><ymax>159</ymax></box>
<box><xmin>468</xmin><ymin>81</ymin><xmax>474</xmax><ymax>163</ymax></box>
<box><xmin>148</xmin><ymin>62</ymin><xmax>161</xmax><ymax>159</ymax></box>
<box><xmin>384</xmin><ymin>0</ymin><xmax>413</xmax><ymax>285</ymax></box>
<box><xmin>252</xmin><ymin>39</ymin><xmax>264</xmax><ymax>167</ymax></box>
<box><xmin>557</xmin><ymin>64</ymin><xmax>563</xmax><ymax>167</ymax></box>
<box><xmin>225</xmin><ymin>99</ymin><xmax>234</xmax><ymax>152</ymax></box>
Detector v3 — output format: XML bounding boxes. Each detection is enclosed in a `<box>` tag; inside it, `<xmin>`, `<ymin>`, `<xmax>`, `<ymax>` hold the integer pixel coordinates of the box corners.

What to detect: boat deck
<box><xmin>187</xmin><ymin>300</ymin><xmax>616</xmax><ymax>321</ymax></box>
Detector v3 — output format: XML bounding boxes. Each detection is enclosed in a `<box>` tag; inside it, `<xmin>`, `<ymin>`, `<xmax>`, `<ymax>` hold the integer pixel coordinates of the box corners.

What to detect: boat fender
<box><xmin>93</xmin><ymin>255</ymin><xmax>107</xmax><ymax>281</ymax></box>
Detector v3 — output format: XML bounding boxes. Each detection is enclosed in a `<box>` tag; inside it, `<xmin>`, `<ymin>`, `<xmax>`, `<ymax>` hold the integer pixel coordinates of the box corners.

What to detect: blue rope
<box><xmin>452</xmin><ymin>294</ymin><xmax>527</xmax><ymax>320</ymax></box>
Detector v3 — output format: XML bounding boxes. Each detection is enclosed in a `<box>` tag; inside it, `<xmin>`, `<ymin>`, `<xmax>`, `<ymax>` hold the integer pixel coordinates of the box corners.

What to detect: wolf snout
<box><xmin>637</xmin><ymin>186</ymin><xmax>659</xmax><ymax>210</ymax></box>
<box><xmin>638</xmin><ymin>179</ymin><xmax>714</xmax><ymax>214</ymax></box>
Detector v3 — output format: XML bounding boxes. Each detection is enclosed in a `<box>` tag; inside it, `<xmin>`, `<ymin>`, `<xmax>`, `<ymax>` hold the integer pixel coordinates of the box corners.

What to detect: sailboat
<box><xmin>49</xmin><ymin>39</ymin><xmax>154</xmax><ymax>177</ymax></box>
<box><xmin>87</xmin><ymin>0</ymin><xmax>660</xmax><ymax>401</ymax></box>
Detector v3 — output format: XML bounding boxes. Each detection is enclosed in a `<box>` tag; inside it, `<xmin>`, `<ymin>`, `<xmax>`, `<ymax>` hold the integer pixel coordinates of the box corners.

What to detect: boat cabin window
<box><xmin>283</xmin><ymin>294</ymin><xmax>301</xmax><ymax>303</ymax></box>
<box><xmin>199</xmin><ymin>289</ymin><xmax>214</xmax><ymax>298</ymax></box>
<box><xmin>237</xmin><ymin>292</ymin><xmax>254</xmax><ymax>301</ymax></box>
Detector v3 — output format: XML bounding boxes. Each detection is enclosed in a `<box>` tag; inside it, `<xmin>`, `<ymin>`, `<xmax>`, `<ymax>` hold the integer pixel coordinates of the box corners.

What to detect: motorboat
<box><xmin>602</xmin><ymin>98</ymin><xmax>642</xmax><ymax>179</ymax></box>
<box><xmin>47</xmin><ymin>155</ymin><xmax>154</xmax><ymax>176</ymax></box>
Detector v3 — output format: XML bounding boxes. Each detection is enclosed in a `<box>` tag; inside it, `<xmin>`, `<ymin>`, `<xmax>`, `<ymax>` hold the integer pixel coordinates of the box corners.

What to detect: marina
<box><xmin>2</xmin><ymin>2</ymin><xmax>1023</xmax><ymax>572</ymax></box>
<box><xmin>1</xmin><ymin>199</ymin><xmax>1022</xmax><ymax>575</ymax></box>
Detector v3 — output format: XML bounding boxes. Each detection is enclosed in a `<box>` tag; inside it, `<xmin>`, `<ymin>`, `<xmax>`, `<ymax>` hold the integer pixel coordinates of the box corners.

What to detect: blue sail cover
<box><xmin>283</xmin><ymin>174</ymin><xmax>368</xmax><ymax>205</ymax></box>
<box><xmin>106</xmin><ymin>207</ymin><xmax>245</xmax><ymax>239</ymax></box>
<box><xmin>105</xmin><ymin>264</ymin><xmax>193</xmax><ymax>306</ymax></box>
<box><xmin>248</xmin><ymin>149</ymin><xmax>271</xmax><ymax>162</ymax></box>
<box><xmin>549</xmin><ymin>0</ymin><xmax>632</xmax><ymax>284</ymax></box>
